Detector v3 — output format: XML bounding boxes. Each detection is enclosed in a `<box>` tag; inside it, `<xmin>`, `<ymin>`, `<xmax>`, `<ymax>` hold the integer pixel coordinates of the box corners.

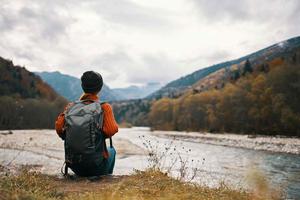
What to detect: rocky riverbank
<box><xmin>151</xmin><ymin>130</ymin><xmax>300</xmax><ymax>154</ymax></box>
<box><xmin>0</xmin><ymin>129</ymin><xmax>146</xmax><ymax>175</ymax></box>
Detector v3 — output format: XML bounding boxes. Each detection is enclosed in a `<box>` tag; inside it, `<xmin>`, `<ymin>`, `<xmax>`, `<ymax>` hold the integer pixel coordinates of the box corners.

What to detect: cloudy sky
<box><xmin>0</xmin><ymin>0</ymin><xmax>299</xmax><ymax>88</ymax></box>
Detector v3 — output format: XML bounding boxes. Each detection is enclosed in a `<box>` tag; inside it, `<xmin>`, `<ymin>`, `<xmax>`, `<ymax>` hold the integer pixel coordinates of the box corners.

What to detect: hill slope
<box><xmin>0</xmin><ymin>57</ymin><xmax>67</xmax><ymax>129</ymax></box>
<box><xmin>149</xmin><ymin>48</ymin><xmax>300</xmax><ymax>135</ymax></box>
<box><xmin>35</xmin><ymin>71</ymin><xmax>120</xmax><ymax>101</ymax></box>
<box><xmin>148</xmin><ymin>36</ymin><xmax>300</xmax><ymax>99</ymax></box>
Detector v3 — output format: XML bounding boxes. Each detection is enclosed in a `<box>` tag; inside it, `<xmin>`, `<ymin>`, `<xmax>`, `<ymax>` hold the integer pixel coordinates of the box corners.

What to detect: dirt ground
<box><xmin>54</xmin><ymin>175</ymin><xmax>127</xmax><ymax>194</ymax></box>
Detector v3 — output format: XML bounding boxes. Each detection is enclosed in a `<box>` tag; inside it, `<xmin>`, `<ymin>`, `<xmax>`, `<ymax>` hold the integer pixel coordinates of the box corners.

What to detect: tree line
<box><xmin>0</xmin><ymin>96</ymin><xmax>66</xmax><ymax>129</ymax></box>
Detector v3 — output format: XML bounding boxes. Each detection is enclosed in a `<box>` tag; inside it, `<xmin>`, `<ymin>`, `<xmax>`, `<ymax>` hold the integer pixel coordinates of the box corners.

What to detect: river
<box><xmin>0</xmin><ymin>127</ymin><xmax>299</xmax><ymax>199</ymax></box>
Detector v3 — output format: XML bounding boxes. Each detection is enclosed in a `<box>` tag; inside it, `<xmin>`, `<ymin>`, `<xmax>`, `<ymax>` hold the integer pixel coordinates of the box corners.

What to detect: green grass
<box><xmin>0</xmin><ymin>168</ymin><xmax>282</xmax><ymax>200</ymax></box>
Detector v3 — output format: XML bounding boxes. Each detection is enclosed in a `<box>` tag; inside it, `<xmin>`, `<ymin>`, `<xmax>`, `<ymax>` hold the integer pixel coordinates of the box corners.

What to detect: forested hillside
<box><xmin>35</xmin><ymin>71</ymin><xmax>120</xmax><ymax>101</ymax></box>
<box><xmin>0</xmin><ymin>57</ymin><xmax>67</xmax><ymax>129</ymax></box>
<box><xmin>112</xmin><ymin>99</ymin><xmax>152</xmax><ymax>126</ymax></box>
<box><xmin>149</xmin><ymin>52</ymin><xmax>300</xmax><ymax>136</ymax></box>
<box><xmin>113</xmin><ymin>37</ymin><xmax>300</xmax><ymax>136</ymax></box>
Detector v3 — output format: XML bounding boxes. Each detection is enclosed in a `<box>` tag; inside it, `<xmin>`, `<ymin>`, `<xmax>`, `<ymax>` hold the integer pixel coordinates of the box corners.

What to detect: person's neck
<box><xmin>79</xmin><ymin>93</ymin><xmax>99</xmax><ymax>101</ymax></box>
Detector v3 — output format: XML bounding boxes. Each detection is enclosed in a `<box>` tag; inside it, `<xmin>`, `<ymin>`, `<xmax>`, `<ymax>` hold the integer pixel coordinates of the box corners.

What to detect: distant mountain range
<box><xmin>35</xmin><ymin>71</ymin><xmax>162</xmax><ymax>101</ymax></box>
<box><xmin>35</xmin><ymin>71</ymin><xmax>120</xmax><ymax>102</ymax></box>
<box><xmin>113</xmin><ymin>82</ymin><xmax>162</xmax><ymax>100</ymax></box>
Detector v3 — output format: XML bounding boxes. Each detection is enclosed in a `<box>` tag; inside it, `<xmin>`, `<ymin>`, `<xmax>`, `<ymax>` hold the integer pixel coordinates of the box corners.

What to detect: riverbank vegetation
<box><xmin>0</xmin><ymin>167</ymin><xmax>282</xmax><ymax>200</ymax></box>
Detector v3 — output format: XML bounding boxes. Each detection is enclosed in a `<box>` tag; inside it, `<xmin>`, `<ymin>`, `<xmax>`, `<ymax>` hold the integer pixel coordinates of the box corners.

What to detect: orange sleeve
<box><xmin>55</xmin><ymin>112</ymin><xmax>65</xmax><ymax>138</ymax></box>
<box><xmin>101</xmin><ymin>103</ymin><xmax>119</xmax><ymax>137</ymax></box>
<box><xmin>55</xmin><ymin>103</ymin><xmax>72</xmax><ymax>139</ymax></box>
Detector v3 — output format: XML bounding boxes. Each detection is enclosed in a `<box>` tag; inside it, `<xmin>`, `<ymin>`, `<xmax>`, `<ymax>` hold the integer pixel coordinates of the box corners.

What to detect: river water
<box><xmin>0</xmin><ymin>127</ymin><xmax>299</xmax><ymax>199</ymax></box>
<box><xmin>117</xmin><ymin>127</ymin><xmax>300</xmax><ymax>199</ymax></box>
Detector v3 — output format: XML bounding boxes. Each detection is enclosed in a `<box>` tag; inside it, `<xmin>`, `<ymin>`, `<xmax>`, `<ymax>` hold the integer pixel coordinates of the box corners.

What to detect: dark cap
<box><xmin>81</xmin><ymin>71</ymin><xmax>103</xmax><ymax>93</ymax></box>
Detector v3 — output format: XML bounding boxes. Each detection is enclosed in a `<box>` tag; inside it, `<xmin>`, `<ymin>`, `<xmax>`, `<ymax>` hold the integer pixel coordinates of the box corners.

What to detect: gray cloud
<box><xmin>191</xmin><ymin>0</ymin><xmax>250</xmax><ymax>22</ymax></box>
<box><xmin>0</xmin><ymin>0</ymin><xmax>299</xmax><ymax>88</ymax></box>
<box><xmin>138</xmin><ymin>54</ymin><xmax>179</xmax><ymax>83</ymax></box>
<box><xmin>286</xmin><ymin>1</ymin><xmax>300</xmax><ymax>36</ymax></box>
<box><xmin>91</xmin><ymin>52</ymin><xmax>178</xmax><ymax>86</ymax></box>
<box><xmin>182</xmin><ymin>50</ymin><xmax>231</xmax><ymax>64</ymax></box>
<box><xmin>1</xmin><ymin>2</ymin><xmax>74</xmax><ymax>41</ymax></box>
<box><xmin>86</xmin><ymin>0</ymin><xmax>174</xmax><ymax>29</ymax></box>
<box><xmin>91</xmin><ymin>51</ymin><xmax>134</xmax><ymax>82</ymax></box>
<box><xmin>0</xmin><ymin>9</ymin><xmax>16</xmax><ymax>32</ymax></box>
<box><xmin>86</xmin><ymin>50</ymin><xmax>179</xmax><ymax>86</ymax></box>
<box><xmin>206</xmin><ymin>50</ymin><xmax>231</xmax><ymax>62</ymax></box>
<box><xmin>191</xmin><ymin>0</ymin><xmax>300</xmax><ymax>27</ymax></box>
<box><xmin>19</xmin><ymin>7</ymin><xmax>69</xmax><ymax>40</ymax></box>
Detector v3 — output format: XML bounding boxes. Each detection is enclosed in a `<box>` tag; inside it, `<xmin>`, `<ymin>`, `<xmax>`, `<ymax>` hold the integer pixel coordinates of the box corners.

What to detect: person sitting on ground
<box><xmin>55</xmin><ymin>71</ymin><xmax>118</xmax><ymax>177</ymax></box>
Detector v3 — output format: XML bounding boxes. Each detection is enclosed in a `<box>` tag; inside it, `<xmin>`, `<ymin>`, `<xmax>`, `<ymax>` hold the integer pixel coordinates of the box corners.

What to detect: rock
<box><xmin>0</xmin><ymin>130</ymin><xmax>13</xmax><ymax>135</ymax></box>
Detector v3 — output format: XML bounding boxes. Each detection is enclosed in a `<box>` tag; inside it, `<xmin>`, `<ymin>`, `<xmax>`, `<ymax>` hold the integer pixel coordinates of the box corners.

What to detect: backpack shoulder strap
<box><xmin>77</xmin><ymin>99</ymin><xmax>96</xmax><ymax>103</ymax></box>
<box><xmin>61</xmin><ymin>161</ymin><xmax>69</xmax><ymax>177</ymax></box>
<box><xmin>63</xmin><ymin>102</ymin><xmax>75</xmax><ymax>115</ymax></box>
<box><xmin>109</xmin><ymin>137</ymin><xmax>113</xmax><ymax>148</ymax></box>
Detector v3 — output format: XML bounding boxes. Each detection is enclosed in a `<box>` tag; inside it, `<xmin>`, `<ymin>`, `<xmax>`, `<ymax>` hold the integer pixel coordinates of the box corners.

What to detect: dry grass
<box><xmin>246</xmin><ymin>169</ymin><xmax>283</xmax><ymax>200</ymax></box>
<box><xmin>0</xmin><ymin>167</ymin><xmax>283</xmax><ymax>200</ymax></box>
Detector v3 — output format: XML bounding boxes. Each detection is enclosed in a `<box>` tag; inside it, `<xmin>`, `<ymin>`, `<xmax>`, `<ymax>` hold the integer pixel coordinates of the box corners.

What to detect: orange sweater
<box><xmin>55</xmin><ymin>93</ymin><xmax>119</xmax><ymax>139</ymax></box>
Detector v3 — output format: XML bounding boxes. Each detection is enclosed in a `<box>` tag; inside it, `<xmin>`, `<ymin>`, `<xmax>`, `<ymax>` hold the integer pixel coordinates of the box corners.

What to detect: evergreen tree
<box><xmin>243</xmin><ymin>59</ymin><xmax>253</xmax><ymax>75</ymax></box>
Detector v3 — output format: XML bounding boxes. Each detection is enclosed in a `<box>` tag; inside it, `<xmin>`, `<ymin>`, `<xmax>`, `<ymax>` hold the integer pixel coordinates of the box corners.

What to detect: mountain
<box><xmin>35</xmin><ymin>71</ymin><xmax>120</xmax><ymax>102</ymax></box>
<box><xmin>112</xmin><ymin>82</ymin><xmax>162</xmax><ymax>100</ymax></box>
<box><xmin>148</xmin><ymin>36</ymin><xmax>300</xmax><ymax>99</ymax></box>
<box><xmin>186</xmin><ymin>36</ymin><xmax>300</xmax><ymax>95</ymax></box>
<box><xmin>149</xmin><ymin>49</ymin><xmax>300</xmax><ymax>135</ymax></box>
<box><xmin>112</xmin><ymin>36</ymin><xmax>300</xmax><ymax>136</ymax></box>
<box><xmin>0</xmin><ymin>57</ymin><xmax>67</xmax><ymax>129</ymax></box>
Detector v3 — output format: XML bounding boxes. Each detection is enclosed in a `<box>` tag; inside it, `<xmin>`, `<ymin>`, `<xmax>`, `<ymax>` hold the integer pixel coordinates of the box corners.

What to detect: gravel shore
<box><xmin>0</xmin><ymin>129</ymin><xmax>146</xmax><ymax>175</ymax></box>
<box><xmin>151</xmin><ymin>130</ymin><xmax>300</xmax><ymax>154</ymax></box>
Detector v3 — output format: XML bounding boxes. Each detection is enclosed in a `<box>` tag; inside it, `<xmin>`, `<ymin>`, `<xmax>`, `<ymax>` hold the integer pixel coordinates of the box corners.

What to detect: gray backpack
<box><xmin>63</xmin><ymin>99</ymin><xmax>110</xmax><ymax>176</ymax></box>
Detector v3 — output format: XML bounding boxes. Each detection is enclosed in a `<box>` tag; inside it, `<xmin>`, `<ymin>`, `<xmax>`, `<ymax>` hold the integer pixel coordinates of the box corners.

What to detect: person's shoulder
<box><xmin>63</xmin><ymin>102</ymin><xmax>74</xmax><ymax>112</ymax></box>
<box><xmin>100</xmin><ymin>102</ymin><xmax>112</xmax><ymax>110</ymax></box>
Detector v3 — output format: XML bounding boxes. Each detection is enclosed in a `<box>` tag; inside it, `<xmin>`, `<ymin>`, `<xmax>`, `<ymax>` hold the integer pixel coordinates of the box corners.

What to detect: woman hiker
<box><xmin>55</xmin><ymin>71</ymin><xmax>119</xmax><ymax>177</ymax></box>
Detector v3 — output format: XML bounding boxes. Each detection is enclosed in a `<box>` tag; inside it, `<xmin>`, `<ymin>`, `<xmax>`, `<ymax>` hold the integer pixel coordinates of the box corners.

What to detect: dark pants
<box><xmin>70</xmin><ymin>147</ymin><xmax>116</xmax><ymax>176</ymax></box>
<box><xmin>102</xmin><ymin>147</ymin><xmax>116</xmax><ymax>174</ymax></box>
